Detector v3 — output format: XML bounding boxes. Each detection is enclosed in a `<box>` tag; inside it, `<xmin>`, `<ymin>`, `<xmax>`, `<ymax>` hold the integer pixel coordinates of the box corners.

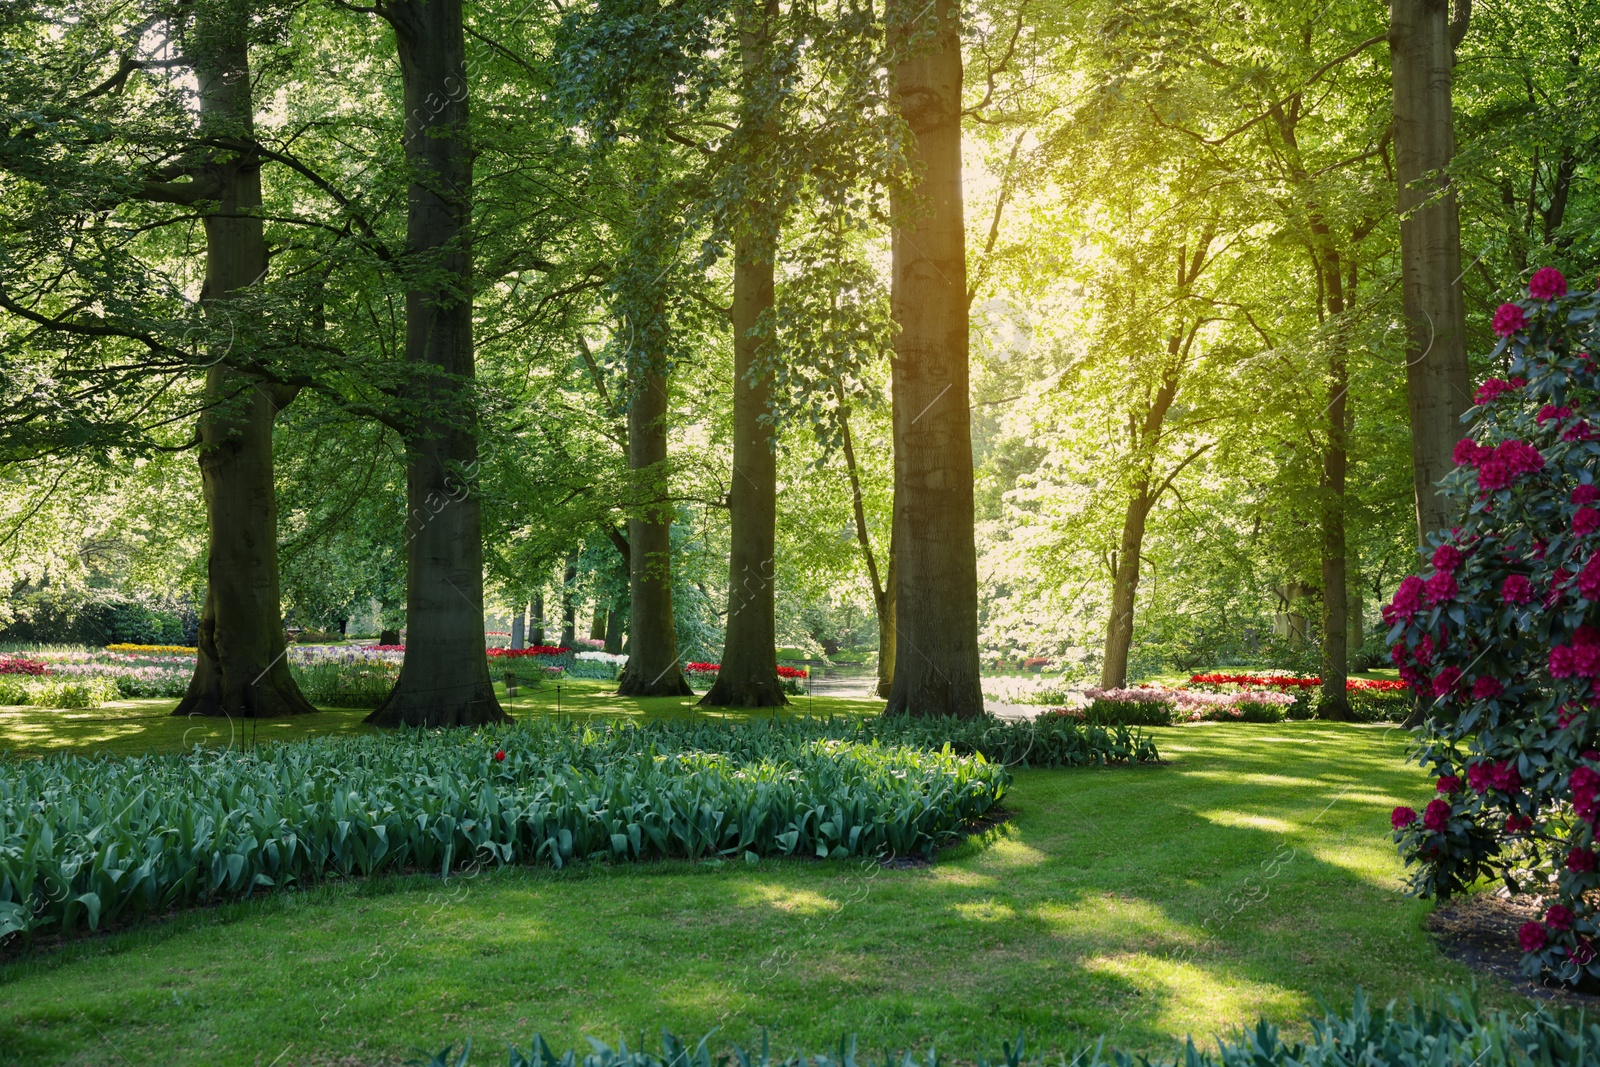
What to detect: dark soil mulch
<box><xmin>1428</xmin><ymin>889</ymin><xmax>1600</xmax><ymax>1002</ymax></box>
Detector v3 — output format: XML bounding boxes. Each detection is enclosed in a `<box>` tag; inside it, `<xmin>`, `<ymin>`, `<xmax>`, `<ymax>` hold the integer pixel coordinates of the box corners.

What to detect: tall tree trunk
<box><xmin>1390</xmin><ymin>0</ymin><xmax>1472</xmax><ymax>542</ymax></box>
<box><xmin>1316</xmin><ymin>240</ymin><xmax>1355</xmax><ymax>721</ymax></box>
<box><xmin>1098</xmin><ymin>346</ymin><xmax>1194</xmax><ymax>689</ymax></box>
<box><xmin>560</xmin><ymin>549</ymin><xmax>578</xmax><ymax>647</ymax></box>
<box><xmin>1100</xmin><ymin>490</ymin><xmax>1152</xmax><ymax>689</ymax></box>
<box><xmin>877</xmin><ymin>537</ymin><xmax>897</xmax><ymax>699</ymax></box>
<box><xmin>366</xmin><ymin>0</ymin><xmax>505</xmax><ymax>727</ymax></box>
<box><xmin>616</xmin><ymin>365</ymin><xmax>691</xmax><ymax>696</ymax></box>
<box><xmin>511</xmin><ymin>608</ymin><xmax>525</xmax><ymax>650</ymax></box>
<box><xmin>606</xmin><ymin>600</ymin><xmax>625</xmax><ymax>652</ymax></box>
<box><xmin>837</xmin><ymin>393</ymin><xmax>894</xmax><ymax>700</ymax></box>
<box><xmin>702</xmin><ymin>0</ymin><xmax>786</xmax><ymax>709</ymax></box>
<box><xmin>589</xmin><ymin>608</ymin><xmax>607</xmax><ymax>642</ymax></box>
<box><xmin>174</xmin><ymin>2</ymin><xmax>313</xmax><ymax>718</ymax></box>
<box><xmin>531</xmin><ymin>593</ymin><xmax>545</xmax><ymax>647</ymax></box>
<box><xmin>882</xmin><ymin>0</ymin><xmax>982</xmax><ymax>719</ymax></box>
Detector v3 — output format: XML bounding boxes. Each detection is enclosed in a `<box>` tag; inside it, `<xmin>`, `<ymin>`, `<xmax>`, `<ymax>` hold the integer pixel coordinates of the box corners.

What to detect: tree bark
<box><xmin>511</xmin><ymin>608</ymin><xmax>525</xmax><ymax>650</ymax></box>
<box><xmin>560</xmin><ymin>549</ymin><xmax>578</xmax><ymax>647</ymax></box>
<box><xmin>1390</xmin><ymin>0</ymin><xmax>1472</xmax><ymax>543</ymax></box>
<box><xmin>366</xmin><ymin>0</ymin><xmax>505</xmax><ymax>727</ymax></box>
<box><xmin>877</xmin><ymin>536</ymin><xmax>897</xmax><ymax>699</ymax></box>
<box><xmin>701</xmin><ymin>0</ymin><xmax>786</xmax><ymax>709</ymax></box>
<box><xmin>1098</xmin><ymin>338</ymin><xmax>1196</xmax><ymax>688</ymax></box>
<box><xmin>837</xmin><ymin>392</ymin><xmax>894</xmax><ymax>700</ymax></box>
<box><xmin>882</xmin><ymin>0</ymin><xmax>982</xmax><ymax>718</ymax></box>
<box><xmin>1100</xmin><ymin>490</ymin><xmax>1152</xmax><ymax>689</ymax></box>
<box><xmin>531</xmin><ymin>593</ymin><xmax>545</xmax><ymax>647</ymax></box>
<box><xmin>589</xmin><ymin>608</ymin><xmax>607</xmax><ymax>642</ymax></box>
<box><xmin>605</xmin><ymin>597</ymin><xmax>625</xmax><ymax>653</ymax></box>
<box><xmin>616</xmin><ymin>364</ymin><xmax>692</xmax><ymax>696</ymax></box>
<box><xmin>1316</xmin><ymin>240</ymin><xmax>1355</xmax><ymax>721</ymax></box>
<box><xmin>174</xmin><ymin>2</ymin><xmax>313</xmax><ymax>719</ymax></box>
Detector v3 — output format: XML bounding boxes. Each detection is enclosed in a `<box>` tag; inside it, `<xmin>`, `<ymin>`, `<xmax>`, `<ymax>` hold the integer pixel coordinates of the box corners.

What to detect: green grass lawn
<box><xmin>0</xmin><ymin>712</ymin><xmax>1526</xmax><ymax>1067</ymax></box>
<box><xmin>0</xmin><ymin>678</ymin><xmax>877</xmax><ymax>757</ymax></box>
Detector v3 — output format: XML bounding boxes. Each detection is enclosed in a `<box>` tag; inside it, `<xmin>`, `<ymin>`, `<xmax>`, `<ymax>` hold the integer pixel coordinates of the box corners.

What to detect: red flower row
<box><xmin>1189</xmin><ymin>673</ymin><xmax>1409</xmax><ymax>692</ymax></box>
<box><xmin>683</xmin><ymin>662</ymin><xmax>809</xmax><ymax>679</ymax></box>
<box><xmin>487</xmin><ymin>646</ymin><xmax>570</xmax><ymax>658</ymax></box>
<box><xmin>0</xmin><ymin>656</ymin><xmax>51</xmax><ymax>676</ymax></box>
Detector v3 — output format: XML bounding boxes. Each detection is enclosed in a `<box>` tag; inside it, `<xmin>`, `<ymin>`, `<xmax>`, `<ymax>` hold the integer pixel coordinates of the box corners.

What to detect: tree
<box><xmin>701</xmin><ymin>0</ymin><xmax>787</xmax><ymax>708</ymax></box>
<box><xmin>362</xmin><ymin>0</ymin><xmax>506</xmax><ymax>727</ymax></box>
<box><xmin>882</xmin><ymin>0</ymin><xmax>982</xmax><ymax>718</ymax></box>
<box><xmin>1389</xmin><ymin>0</ymin><xmax>1473</xmax><ymax>542</ymax></box>
<box><xmin>174</xmin><ymin>0</ymin><xmax>315</xmax><ymax>718</ymax></box>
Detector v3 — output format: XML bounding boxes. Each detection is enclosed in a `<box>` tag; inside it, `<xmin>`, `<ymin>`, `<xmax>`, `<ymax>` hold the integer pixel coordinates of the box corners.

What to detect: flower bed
<box><xmin>1187</xmin><ymin>673</ymin><xmax>1413</xmax><ymax>721</ymax></box>
<box><xmin>0</xmin><ymin>717</ymin><xmax>1010</xmax><ymax>940</ymax></box>
<box><xmin>0</xmin><ymin>656</ymin><xmax>50</xmax><ymax>676</ymax></box>
<box><xmin>683</xmin><ymin>662</ymin><xmax>809</xmax><ymax>695</ymax></box>
<box><xmin>1082</xmin><ymin>685</ymin><xmax>1293</xmax><ymax>726</ymax></box>
<box><xmin>0</xmin><ymin>648</ymin><xmax>195</xmax><ymax>705</ymax></box>
<box><xmin>570</xmin><ymin>650</ymin><xmax>627</xmax><ymax>681</ymax></box>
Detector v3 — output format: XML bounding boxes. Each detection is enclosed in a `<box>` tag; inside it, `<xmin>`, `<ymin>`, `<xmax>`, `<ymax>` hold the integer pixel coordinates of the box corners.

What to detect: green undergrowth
<box><xmin>1</xmin><ymin>717</ymin><xmax>1021</xmax><ymax>941</ymax></box>
<box><xmin>419</xmin><ymin>991</ymin><xmax>1597</xmax><ymax>1067</ymax></box>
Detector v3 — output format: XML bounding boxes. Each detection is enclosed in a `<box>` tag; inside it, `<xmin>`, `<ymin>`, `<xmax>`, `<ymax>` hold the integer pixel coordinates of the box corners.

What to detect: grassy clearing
<box><xmin>0</xmin><ymin>678</ymin><xmax>879</xmax><ymax>757</ymax></box>
<box><xmin>0</xmin><ymin>720</ymin><xmax>1527</xmax><ymax>1066</ymax></box>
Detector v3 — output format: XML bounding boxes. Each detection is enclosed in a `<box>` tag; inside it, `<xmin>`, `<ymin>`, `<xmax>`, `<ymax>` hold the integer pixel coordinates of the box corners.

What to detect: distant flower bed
<box><xmin>1188</xmin><ymin>672</ymin><xmax>1413</xmax><ymax>721</ymax></box>
<box><xmin>488</xmin><ymin>645</ymin><xmax>570</xmax><ymax>659</ymax></box>
<box><xmin>1189</xmin><ymin>672</ymin><xmax>1409</xmax><ymax>692</ymax></box>
<box><xmin>1081</xmin><ymin>685</ymin><xmax>1293</xmax><ymax>726</ymax></box>
<box><xmin>684</xmin><ymin>662</ymin><xmax>808</xmax><ymax>694</ymax></box>
<box><xmin>104</xmin><ymin>643</ymin><xmax>195</xmax><ymax>655</ymax></box>
<box><xmin>569</xmin><ymin>650</ymin><xmax>627</xmax><ymax>681</ymax></box>
<box><xmin>0</xmin><ymin>647</ymin><xmax>195</xmax><ymax>705</ymax></box>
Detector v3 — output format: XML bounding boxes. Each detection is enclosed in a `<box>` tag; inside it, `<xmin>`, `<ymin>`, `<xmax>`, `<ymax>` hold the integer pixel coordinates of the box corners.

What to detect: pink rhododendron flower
<box><xmin>1520</xmin><ymin>921</ymin><xmax>1548</xmax><ymax>952</ymax></box>
<box><xmin>1383</xmin><ymin>575</ymin><xmax>1427</xmax><ymax>625</ymax></box>
<box><xmin>1477</xmin><ymin>440</ymin><xmax>1545</xmax><ymax>491</ymax></box>
<box><xmin>1414</xmin><ymin>633</ymin><xmax>1436</xmax><ymax>666</ymax></box>
<box><xmin>1580</xmin><ymin>555</ymin><xmax>1600</xmax><ymax>600</ymax></box>
<box><xmin>1502</xmin><ymin>574</ymin><xmax>1534</xmax><ymax>604</ymax></box>
<box><xmin>1506</xmin><ymin>814</ymin><xmax>1533</xmax><ymax>833</ymax></box>
<box><xmin>1454</xmin><ymin>438</ymin><xmax>1492</xmax><ymax>466</ymax></box>
<box><xmin>1489</xmin><ymin>762</ymin><xmax>1522</xmax><ymax>792</ymax></box>
<box><xmin>1472</xmin><ymin>676</ymin><xmax>1504</xmax><ymax>700</ymax></box>
<box><xmin>1431</xmin><ymin>544</ymin><xmax>1463</xmax><ymax>572</ymax></box>
<box><xmin>1391</xmin><ymin>806</ymin><xmax>1418</xmax><ymax>830</ymax></box>
<box><xmin>1574</xmin><ymin>509</ymin><xmax>1600</xmax><ymax>536</ymax></box>
<box><xmin>1425</xmin><ymin>571</ymin><xmax>1459</xmax><ymax>605</ymax></box>
<box><xmin>1436</xmin><ymin>775</ymin><xmax>1460</xmax><ymax>793</ymax></box>
<box><xmin>1529</xmin><ymin>268</ymin><xmax>1568</xmax><ymax>300</ymax></box>
<box><xmin>1575</xmin><ymin>485</ymin><xmax>1600</xmax><ymax>506</ymax></box>
<box><xmin>1563</xmin><ymin>421</ymin><xmax>1594</xmax><ymax>442</ymax></box>
<box><xmin>1472</xmin><ymin>378</ymin><xmax>1526</xmax><ymax>405</ymax></box>
<box><xmin>1570</xmin><ymin>765</ymin><xmax>1600</xmax><ymax>821</ymax></box>
<box><xmin>1494</xmin><ymin>303</ymin><xmax>1529</xmax><ymax>336</ymax></box>
<box><xmin>1551</xmin><ymin>628</ymin><xmax>1600</xmax><ymax>678</ymax></box>
<box><xmin>1568</xmin><ymin>847</ymin><xmax>1597</xmax><ymax>873</ymax></box>
<box><xmin>1432</xmin><ymin>667</ymin><xmax>1462</xmax><ymax>698</ymax></box>
<box><xmin>1546</xmin><ymin>904</ymin><xmax>1575</xmax><ymax>930</ymax></box>
<box><xmin>1423</xmin><ymin>798</ymin><xmax>1451</xmax><ymax>831</ymax></box>
<box><xmin>1537</xmin><ymin>404</ymin><xmax>1574</xmax><ymax>425</ymax></box>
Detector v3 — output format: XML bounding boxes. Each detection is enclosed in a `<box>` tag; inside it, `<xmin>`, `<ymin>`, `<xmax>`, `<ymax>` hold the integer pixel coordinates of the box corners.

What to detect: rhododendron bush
<box><xmin>1386</xmin><ymin>270</ymin><xmax>1600</xmax><ymax>986</ymax></box>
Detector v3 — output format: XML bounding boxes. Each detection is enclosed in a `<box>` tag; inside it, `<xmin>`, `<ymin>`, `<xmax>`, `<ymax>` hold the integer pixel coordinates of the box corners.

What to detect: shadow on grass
<box><xmin>0</xmin><ymin>724</ymin><xmax>1515</xmax><ymax>1067</ymax></box>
